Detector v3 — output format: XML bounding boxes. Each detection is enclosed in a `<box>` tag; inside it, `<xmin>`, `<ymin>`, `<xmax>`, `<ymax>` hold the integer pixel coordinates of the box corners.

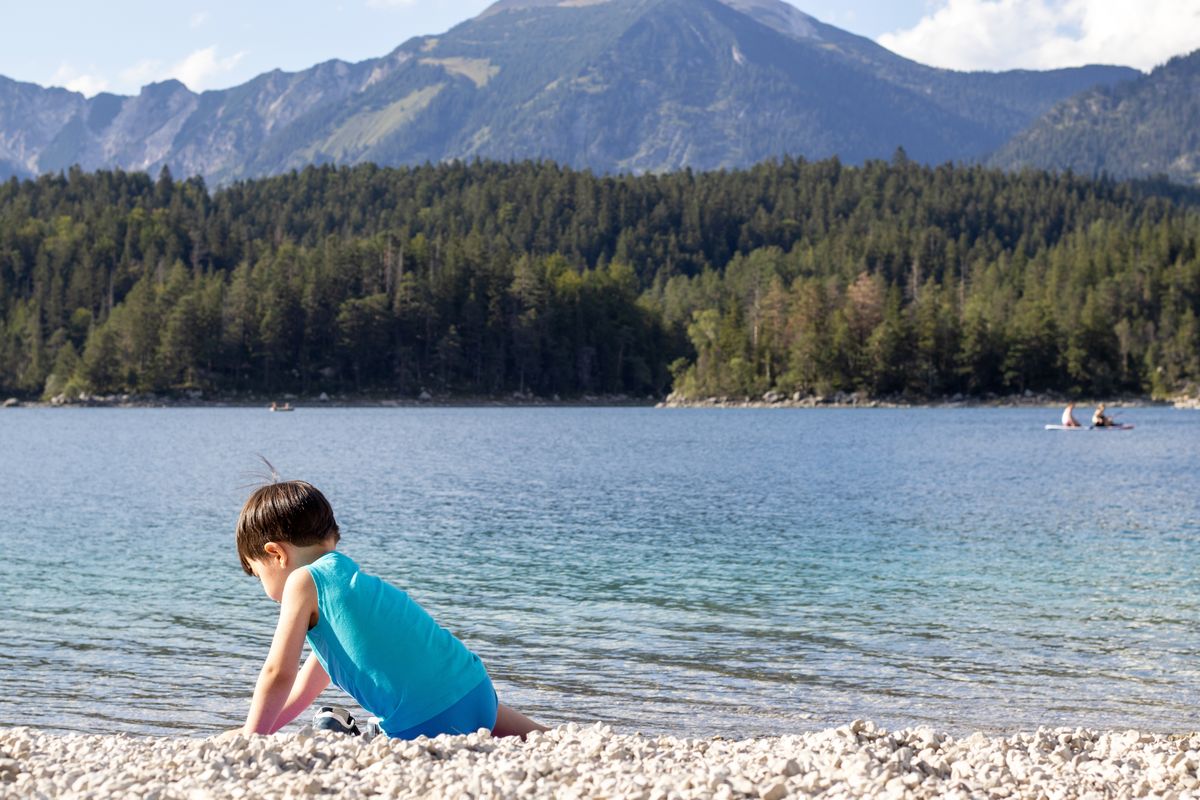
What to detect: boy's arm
<box><xmin>268</xmin><ymin>653</ymin><xmax>331</xmax><ymax>734</ymax></box>
<box><xmin>242</xmin><ymin>569</ymin><xmax>318</xmax><ymax>735</ymax></box>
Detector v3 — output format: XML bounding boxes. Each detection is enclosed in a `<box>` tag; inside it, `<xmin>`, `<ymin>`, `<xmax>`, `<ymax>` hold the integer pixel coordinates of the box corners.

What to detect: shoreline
<box><xmin>0</xmin><ymin>391</ymin><xmax>1194</xmax><ymax>410</ymax></box>
<box><xmin>5</xmin><ymin>722</ymin><xmax>1199</xmax><ymax>799</ymax></box>
<box><xmin>656</xmin><ymin>393</ymin><xmax>1179</xmax><ymax>410</ymax></box>
<box><xmin>0</xmin><ymin>392</ymin><xmax>658</xmax><ymax>410</ymax></box>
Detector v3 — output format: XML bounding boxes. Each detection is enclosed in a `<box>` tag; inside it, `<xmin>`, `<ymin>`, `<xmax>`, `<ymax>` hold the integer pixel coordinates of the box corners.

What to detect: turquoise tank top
<box><xmin>304</xmin><ymin>551</ymin><xmax>488</xmax><ymax>734</ymax></box>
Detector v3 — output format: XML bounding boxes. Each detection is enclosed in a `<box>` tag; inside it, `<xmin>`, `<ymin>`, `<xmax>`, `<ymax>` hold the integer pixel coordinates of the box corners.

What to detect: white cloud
<box><xmin>119</xmin><ymin>59</ymin><xmax>166</xmax><ymax>88</ymax></box>
<box><xmin>878</xmin><ymin>0</ymin><xmax>1200</xmax><ymax>73</ymax></box>
<box><xmin>189</xmin><ymin>11</ymin><xmax>209</xmax><ymax>29</ymax></box>
<box><xmin>113</xmin><ymin>47</ymin><xmax>248</xmax><ymax>93</ymax></box>
<box><xmin>51</xmin><ymin>63</ymin><xmax>109</xmax><ymax>97</ymax></box>
<box><xmin>169</xmin><ymin>46</ymin><xmax>247</xmax><ymax>91</ymax></box>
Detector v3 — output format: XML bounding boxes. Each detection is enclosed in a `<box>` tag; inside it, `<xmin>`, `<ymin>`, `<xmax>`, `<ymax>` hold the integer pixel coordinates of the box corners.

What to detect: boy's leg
<box><xmin>491</xmin><ymin>702</ymin><xmax>549</xmax><ymax>739</ymax></box>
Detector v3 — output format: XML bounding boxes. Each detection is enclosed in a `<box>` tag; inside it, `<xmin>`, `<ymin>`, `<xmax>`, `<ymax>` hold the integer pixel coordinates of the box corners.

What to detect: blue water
<box><xmin>1</xmin><ymin>407</ymin><xmax>1198</xmax><ymax>737</ymax></box>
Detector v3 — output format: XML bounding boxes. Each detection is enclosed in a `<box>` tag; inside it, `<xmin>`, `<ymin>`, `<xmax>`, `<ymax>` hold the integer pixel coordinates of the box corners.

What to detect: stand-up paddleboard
<box><xmin>1044</xmin><ymin>424</ymin><xmax>1134</xmax><ymax>431</ymax></box>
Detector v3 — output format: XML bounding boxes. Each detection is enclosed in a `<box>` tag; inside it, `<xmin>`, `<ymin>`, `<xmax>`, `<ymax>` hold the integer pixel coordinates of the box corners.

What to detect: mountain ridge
<box><xmin>0</xmin><ymin>0</ymin><xmax>1141</xmax><ymax>184</ymax></box>
<box><xmin>991</xmin><ymin>49</ymin><xmax>1200</xmax><ymax>185</ymax></box>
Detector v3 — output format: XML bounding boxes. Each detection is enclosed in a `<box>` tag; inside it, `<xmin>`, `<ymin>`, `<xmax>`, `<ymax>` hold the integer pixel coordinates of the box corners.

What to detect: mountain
<box><xmin>0</xmin><ymin>0</ymin><xmax>1139</xmax><ymax>184</ymax></box>
<box><xmin>991</xmin><ymin>50</ymin><xmax>1200</xmax><ymax>185</ymax></box>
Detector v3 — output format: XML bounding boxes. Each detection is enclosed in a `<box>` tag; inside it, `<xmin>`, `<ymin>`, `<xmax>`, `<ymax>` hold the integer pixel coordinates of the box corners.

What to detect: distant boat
<box><xmin>269</xmin><ymin>402</ymin><xmax>295</xmax><ymax>412</ymax></box>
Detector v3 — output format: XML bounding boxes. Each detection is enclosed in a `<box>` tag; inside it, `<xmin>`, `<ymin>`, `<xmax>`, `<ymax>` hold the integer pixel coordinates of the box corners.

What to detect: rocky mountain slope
<box><xmin>0</xmin><ymin>0</ymin><xmax>1139</xmax><ymax>183</ymax></box>
<box><xmin>991</xmin><ymin>49</ymin><xmax>1200</xmax><ymax>185</ymax></box>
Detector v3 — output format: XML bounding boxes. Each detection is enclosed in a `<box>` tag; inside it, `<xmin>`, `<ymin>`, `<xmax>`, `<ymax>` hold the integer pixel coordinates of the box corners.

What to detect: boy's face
<box><xmin>246</xmin><ymin>546</ymin><xmax>291</xmax><ymax>602</ymax></box>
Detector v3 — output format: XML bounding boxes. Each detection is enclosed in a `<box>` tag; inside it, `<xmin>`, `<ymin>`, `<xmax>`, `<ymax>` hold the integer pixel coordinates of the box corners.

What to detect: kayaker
<box><xmin>1092</xmin><ymin>403</ymin><xmax>1114</xmax><ymax>427</ymax></box>
<box><xmin>1061</xmin><ymin>402</ymin><xmax>1082</xmax><ymax>428</ymax></box>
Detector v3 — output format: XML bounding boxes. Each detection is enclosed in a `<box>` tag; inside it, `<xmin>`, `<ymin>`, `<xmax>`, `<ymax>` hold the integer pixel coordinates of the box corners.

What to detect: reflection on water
<box><xmin>1</xmin><ymin>407</ymin><xmax>1198</xmax><ymax>737</ymax></box>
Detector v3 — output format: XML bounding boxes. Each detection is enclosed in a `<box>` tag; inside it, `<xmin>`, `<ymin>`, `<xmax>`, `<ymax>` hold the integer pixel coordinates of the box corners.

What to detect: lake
<box><xmin>1</xmin><ymin>406</ymin><xmax>1198</xmax><ymax>737</ymax></box>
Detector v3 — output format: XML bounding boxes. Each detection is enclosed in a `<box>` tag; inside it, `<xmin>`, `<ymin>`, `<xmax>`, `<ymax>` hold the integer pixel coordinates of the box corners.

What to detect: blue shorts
<box><xmin>387</xmin><ymin>676</ymin><xmax>498</xmax><ymax>740</ymax></box>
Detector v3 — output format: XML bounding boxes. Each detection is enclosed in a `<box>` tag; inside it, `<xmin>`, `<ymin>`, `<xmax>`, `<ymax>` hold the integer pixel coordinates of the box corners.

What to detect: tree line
<box><xmin>0</xmin><ymin>156</ymin><xmax>1198</xmax><ymax>401</ymax></box>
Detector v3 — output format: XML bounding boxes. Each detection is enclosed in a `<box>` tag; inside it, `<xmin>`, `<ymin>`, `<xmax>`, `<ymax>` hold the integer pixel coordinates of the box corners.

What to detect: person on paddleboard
<box><xmin>1061</xmin><ymin>402</ymin><xmax>1082</xmax><ymax>428</ymax></box>
<box><xmin>1092</xmin><ymin>403</ymin><xmax>1115</xmax><ymax>427</ymax></box>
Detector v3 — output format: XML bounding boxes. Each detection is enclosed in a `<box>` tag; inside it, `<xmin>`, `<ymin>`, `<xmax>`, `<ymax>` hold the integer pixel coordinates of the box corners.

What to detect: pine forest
<box><xmin>1</xmin><ymin>156</ymin><xmax>1199</xmax><ymax>403</ymax></box>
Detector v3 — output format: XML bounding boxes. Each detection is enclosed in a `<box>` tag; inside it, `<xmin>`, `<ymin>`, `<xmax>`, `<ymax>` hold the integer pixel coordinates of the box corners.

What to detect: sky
<box><xmin>4</xmin><ymin>0</ymin><xmax>1197</xmax><ymax>98</ymax></box>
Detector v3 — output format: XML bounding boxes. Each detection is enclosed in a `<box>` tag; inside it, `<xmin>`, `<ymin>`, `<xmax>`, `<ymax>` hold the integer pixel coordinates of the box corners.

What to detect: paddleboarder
<box><xmin>1061</xmin><ymin>402</ymin><xmax>1082</xmax><ymax>428</ymax></box>
<box><xmin>1092</xmin><ymin>403</ymin><xmax>1115</xmax><ymax>428</ymax></box>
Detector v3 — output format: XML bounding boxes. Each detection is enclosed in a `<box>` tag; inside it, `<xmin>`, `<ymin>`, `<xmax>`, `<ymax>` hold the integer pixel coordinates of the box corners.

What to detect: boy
<box><xmin>235</xmin><ymin>480</ymin><xmax>546</xmax><ymax>739</ymax></box>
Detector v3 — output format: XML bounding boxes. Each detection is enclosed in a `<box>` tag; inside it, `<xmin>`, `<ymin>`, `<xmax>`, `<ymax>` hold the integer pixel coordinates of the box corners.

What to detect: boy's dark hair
<box><xmin>236</xmin><ymin>481</ymin><xmax>340</xmax><ymax>574</ymax></box>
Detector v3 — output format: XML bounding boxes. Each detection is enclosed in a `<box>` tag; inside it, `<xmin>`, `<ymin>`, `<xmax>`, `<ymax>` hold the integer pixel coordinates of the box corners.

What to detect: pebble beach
<box><xmin>5</xmin><ymin>721</ymin><xmax>1199</xmax><ymax>800</ymax></box>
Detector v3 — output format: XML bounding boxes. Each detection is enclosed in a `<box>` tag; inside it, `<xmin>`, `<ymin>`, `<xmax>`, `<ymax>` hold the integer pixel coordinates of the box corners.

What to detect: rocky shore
<box><xmin>1</xmin><ymin>388</ymin><xmax>1197</xmax><ymax>411</ymax></box>
<box><xmin>4</xmin><ymin>722</ymin><xmax>1199</xmax><ymax>800</ymax></box>
<box><xmin>655</xmin><ymin>389</ymin><xmax>1176</xmax><ymax>410</ymax></box>
<box><xmin>0</xmin><ymin>390</ymin><xmax>654</xmax><ymax>410</ymax></box>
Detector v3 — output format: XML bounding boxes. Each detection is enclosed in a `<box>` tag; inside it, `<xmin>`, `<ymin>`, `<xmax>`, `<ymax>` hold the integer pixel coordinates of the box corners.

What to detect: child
<box><xmin>235</xmin><ymin>479</ymin><xmax>547</xmax><ymax>739</ymax></box>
